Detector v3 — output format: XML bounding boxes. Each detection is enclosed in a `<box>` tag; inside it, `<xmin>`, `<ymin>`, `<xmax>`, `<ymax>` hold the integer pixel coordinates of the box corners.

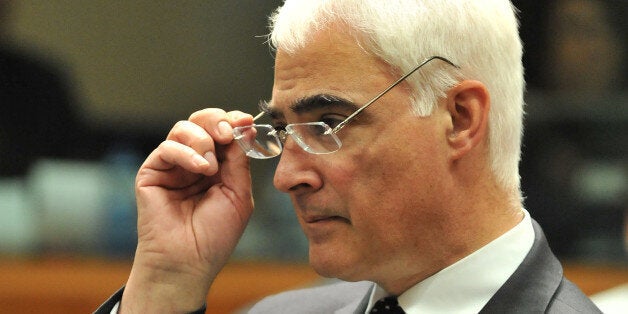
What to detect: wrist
<box><xmin>120</xmin><ymin>261</ymin><xmax>213</xmax><ymax>313</ymax></box>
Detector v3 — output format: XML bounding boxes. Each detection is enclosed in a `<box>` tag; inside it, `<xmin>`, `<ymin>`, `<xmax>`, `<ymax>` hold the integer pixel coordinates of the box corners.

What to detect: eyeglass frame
<box><xmin>235</xmin><ymin>55</ymin><xmax>459</xmax><ymax>157</ymax></box>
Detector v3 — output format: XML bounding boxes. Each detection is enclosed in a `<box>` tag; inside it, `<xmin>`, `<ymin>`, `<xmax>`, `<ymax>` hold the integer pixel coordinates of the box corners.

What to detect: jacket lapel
<box><xmin>480</xmin><ymin>219</ymin><xmax>563</xmax><ymax>313</ymax></box>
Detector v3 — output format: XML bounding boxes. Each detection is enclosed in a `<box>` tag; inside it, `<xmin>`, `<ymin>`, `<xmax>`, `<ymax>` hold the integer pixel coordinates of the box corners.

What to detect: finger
<box><xmin>189</xmin><ymin>109</ymin><xmax>254</xmax><ymax>145</ymax></box>
<box><xmin>166</xmin><ymin>120</ymin><xmax>216</xmax><ymax>159</ymax></box>
<box><xmin>218</xmin><ymin>136</ymin><xmax>254</xmax><ymax>211</ymax></box>
<box><xmin>139</xmin><ymin>140</ymin><xmax>218</xmax><ymax>185</ymax></box>
<box><xmin>226</xmin><ymin>110</ymin><xmax>255</xmax><ymax>127</ymax></box>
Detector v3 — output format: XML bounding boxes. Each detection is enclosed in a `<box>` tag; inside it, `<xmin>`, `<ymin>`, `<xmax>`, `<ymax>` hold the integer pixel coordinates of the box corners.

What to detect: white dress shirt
<box><xmin>365</xmin><ymin>209</ymin><xmax>535</xmax><ymax>314</ymax></box>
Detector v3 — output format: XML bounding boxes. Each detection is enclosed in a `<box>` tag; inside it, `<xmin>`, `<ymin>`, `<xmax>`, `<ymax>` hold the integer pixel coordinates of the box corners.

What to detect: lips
<box><xmin>304</xmin><ymin>215</ymin><xmax>349</xmax><ymax>224</ymax></box>
<box><xmin>299</xmin><ymin>211</ymin><xmax>351</xmax><ymax>241</ymax></box>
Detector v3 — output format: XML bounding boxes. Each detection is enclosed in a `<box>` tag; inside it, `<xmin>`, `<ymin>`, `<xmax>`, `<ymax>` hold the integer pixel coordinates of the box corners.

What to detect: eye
<box><xmin>320</xmin><ymin>114</ymin><xmax>346</xmax><ymax>129</ymax></box>
<box><xmin>272</xmin><ymin>122</ymin><xmax>287</xmax><ymax>132</ymax></box>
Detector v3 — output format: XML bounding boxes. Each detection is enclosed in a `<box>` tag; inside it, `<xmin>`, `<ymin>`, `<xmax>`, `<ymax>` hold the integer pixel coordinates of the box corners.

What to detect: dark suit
<box><xmin>95</xmin><ymin>220</ymin><xmax>601</xmax><ymax>313</ymax></box>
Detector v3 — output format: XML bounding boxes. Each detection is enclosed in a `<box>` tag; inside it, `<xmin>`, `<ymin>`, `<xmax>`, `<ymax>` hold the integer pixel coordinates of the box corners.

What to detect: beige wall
<box><xmin>5</xmin><ymin>1</ymin><xmax>278</xmax><ymax>131</ymax></box>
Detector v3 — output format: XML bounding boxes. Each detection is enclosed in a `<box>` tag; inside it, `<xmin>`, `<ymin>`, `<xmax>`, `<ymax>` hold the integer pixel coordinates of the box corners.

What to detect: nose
<box><xmin>273</xmin><ymin>138</ymin><xmax>323</xmax><ymax>193</ymax></box>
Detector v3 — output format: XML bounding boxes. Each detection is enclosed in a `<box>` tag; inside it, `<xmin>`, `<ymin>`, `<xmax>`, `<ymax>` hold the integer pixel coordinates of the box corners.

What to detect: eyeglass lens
<box><xmin>233</xmin><ymin>122</ymin><xmax>342</xmax><ymax>159</ymax></box>
<box><xmin>286</xmin><ymin>123</ymin><xmax>341</xmax><ymax>154</ymax></box>
<box><xmin>233</xmin><ymin>125</ymin><xmax>282</xmax><ymax>159</ymax></box>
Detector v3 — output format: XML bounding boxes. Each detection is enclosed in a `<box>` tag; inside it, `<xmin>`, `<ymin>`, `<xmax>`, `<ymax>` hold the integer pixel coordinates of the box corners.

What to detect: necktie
<box><xmin>369</xmin><ymin>296</ymin><xmax>405</xmax><ymax>313</ymax></box>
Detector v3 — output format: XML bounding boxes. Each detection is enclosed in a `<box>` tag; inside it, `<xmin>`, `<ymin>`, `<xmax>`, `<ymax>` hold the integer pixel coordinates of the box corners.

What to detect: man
<box><xmin>97</xmin><ymin>0</ymin><xmax>600</xmax><ymax>313</ymax></box>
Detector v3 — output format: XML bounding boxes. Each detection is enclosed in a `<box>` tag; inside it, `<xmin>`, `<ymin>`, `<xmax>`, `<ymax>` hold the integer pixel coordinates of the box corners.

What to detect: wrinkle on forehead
<box><xmin>270</xmin><ymin>25</ymin><xmax>396</xmax><ymax>114</ymax></box>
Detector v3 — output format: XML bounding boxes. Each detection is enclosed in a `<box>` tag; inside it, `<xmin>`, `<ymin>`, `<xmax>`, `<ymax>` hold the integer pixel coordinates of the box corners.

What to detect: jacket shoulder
<box><xmin>546</xmin><ymin>278</ymin><xmax>602</xmax><ymax>313</ymax></box>
<box><xmin>247</xmin><ymin>280</ymin><xmax>373</xmax><ymax>314</ymax></box>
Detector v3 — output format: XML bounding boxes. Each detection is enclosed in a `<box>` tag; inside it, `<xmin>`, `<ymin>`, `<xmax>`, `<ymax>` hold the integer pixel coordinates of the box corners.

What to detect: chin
<box><xmin>308</xmin><ymin>245</ymin><xmax>365</xmax><ymax>281</ymax></box>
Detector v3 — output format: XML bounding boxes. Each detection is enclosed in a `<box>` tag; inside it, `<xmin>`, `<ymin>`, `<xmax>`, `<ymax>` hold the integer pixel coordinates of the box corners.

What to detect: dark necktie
<box><xmin>369</xmin><ymin>296</ymin><xmax>405</xmax><ymax>313</ymax></box>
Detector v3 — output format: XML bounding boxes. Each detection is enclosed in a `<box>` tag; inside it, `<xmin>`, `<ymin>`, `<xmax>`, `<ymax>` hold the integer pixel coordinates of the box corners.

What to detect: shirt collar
<box><xmin>365</xmin><ymin>209</ymin><xmax>534</xmax><ymax>314</ymax></box>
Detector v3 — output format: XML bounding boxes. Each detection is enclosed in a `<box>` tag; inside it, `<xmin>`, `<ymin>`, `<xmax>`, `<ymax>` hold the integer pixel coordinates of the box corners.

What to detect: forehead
<box><xmin>269</xmin><ymin>27</ymin><xmax>393</xmax><ymax>114</ymax></box>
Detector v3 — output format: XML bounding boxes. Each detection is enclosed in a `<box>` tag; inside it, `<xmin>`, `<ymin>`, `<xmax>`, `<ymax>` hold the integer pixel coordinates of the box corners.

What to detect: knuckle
<box><xmin>168</xmin><ymin>120</ymin><xmax>191</xmax><ymax>136</ymax></box>
<box><xmin>227</xmin><ymin>110</ymin><xmax>247</xmax><ymax>120</ymax></box>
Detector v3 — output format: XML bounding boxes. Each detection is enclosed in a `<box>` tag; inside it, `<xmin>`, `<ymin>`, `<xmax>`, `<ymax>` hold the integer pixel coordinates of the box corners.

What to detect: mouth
<box><xmin>304</xmin><ymin>215</ymin><xmax>350</xmax><ymax>224</ymax></box>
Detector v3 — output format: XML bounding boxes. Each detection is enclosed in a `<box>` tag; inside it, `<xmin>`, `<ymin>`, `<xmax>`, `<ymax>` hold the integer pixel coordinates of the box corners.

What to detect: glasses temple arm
<box><xmin>332</xmin><ymin>56</ymin><xmax>458</xmax><ymax>133</ymax></box>
<box><xmin>253</xmin><ymin>111</ymin><xmax>265</xmax><ymax>121</ymax></box>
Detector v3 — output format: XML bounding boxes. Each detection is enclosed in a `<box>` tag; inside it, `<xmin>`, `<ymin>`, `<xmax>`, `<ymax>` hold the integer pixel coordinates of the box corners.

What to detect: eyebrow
<box><xmin>260</xmin><ymin>94</ymin><xmax>359</xmax><ymax>120</ymax></box>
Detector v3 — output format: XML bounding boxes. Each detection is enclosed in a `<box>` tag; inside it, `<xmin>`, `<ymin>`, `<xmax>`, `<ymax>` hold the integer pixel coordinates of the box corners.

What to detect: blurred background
<box><xmin>0</xmin><ymin>0</ymin><xmax>626</xmax><ymax>313</ymax></box>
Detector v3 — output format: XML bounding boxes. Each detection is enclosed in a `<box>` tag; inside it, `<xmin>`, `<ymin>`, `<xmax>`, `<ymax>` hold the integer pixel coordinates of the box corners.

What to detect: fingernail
<box><xmin>204</xmin><ymin>151</ymin><xmax>216</xmax><ymax>163</ymax></box>
<box><xmin>218</xmin><ymin>121</ymin><xmax>233</xmax><ymax>136</ymax></box>
<box><xmin>193</xmin><ymin>154</ymin><xmax>209</xmax><ymax>167</ymax></box>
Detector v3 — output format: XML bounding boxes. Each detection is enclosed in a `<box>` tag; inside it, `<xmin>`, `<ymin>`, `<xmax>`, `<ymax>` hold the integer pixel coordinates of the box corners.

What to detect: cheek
<box><xmin>324</xmin><ymin>144</ymin><xmax>423</xmax><ymax>218</ymax></box>
<box><xmin>322</xmin><ymin>111</ymin><xmax>449</xmax><ymax>214</ymax></box>
<box><xmin>339</xmin><ymin>130</ymin><xmax>447</xmax><ymax>221</ymax></box>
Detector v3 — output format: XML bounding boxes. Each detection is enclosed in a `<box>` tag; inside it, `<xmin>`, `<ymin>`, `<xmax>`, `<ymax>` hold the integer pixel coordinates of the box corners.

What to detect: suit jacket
<box><xmin>95</xmin><ymin>220</ymin><xmax>601</xmax><ymax>313</ymax></box>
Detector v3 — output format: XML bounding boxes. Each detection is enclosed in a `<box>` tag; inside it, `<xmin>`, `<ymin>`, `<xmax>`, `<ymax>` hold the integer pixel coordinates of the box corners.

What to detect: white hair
<box><xmin>269</xmin><ymin>0</ymin><xmax>525</xmax><ymax>196</ymax></box>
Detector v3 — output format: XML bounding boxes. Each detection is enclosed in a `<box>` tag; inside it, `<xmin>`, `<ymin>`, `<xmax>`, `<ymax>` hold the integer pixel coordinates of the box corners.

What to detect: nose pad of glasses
<box><xmin>276</xmin><ymin>129</ymin><xmax>288</xmax><ymax>144</ymax></box>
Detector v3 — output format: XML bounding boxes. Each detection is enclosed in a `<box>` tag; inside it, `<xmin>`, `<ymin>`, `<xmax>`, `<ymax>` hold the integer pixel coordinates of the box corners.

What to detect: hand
<box><xmin>121</xmin><ymin>109</ymin><xmax>255</xmax><ymax>313</ymax></box>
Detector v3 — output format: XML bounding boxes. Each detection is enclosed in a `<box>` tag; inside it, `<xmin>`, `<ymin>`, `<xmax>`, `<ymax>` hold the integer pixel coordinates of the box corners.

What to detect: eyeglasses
<box><xmin>233</xmin><ymin>56</ymin><xmax>459</xmax><ymax>159</ymax></box>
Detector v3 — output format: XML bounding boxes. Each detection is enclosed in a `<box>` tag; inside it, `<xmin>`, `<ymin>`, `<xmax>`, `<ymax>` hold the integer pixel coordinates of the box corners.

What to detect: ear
<box><xmin>446</xmin><ymin>80</ymin><xmax>490</xmax><ymax>161</ymax></box>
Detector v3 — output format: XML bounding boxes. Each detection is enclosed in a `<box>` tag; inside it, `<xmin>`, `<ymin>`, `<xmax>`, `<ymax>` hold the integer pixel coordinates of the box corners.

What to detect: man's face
<box><xmin>270</xmin><ymin>26</ymin><xmax>454</xmax><ymax>288</ymax></box>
